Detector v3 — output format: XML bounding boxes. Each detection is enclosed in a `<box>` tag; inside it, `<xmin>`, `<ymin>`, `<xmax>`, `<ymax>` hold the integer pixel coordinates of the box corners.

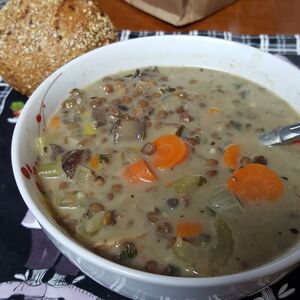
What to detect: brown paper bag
<box><xmin>123</xmin><ymin>0</ymin><xmax>236</xmax><ymax>26</ymax></box>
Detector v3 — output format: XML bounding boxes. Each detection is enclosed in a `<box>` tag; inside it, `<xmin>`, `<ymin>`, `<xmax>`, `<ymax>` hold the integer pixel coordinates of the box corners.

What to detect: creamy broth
<box><xmin>36</xmin><ymin>67</ymin><xmax>300</xmax><ymax>277</ymax></box>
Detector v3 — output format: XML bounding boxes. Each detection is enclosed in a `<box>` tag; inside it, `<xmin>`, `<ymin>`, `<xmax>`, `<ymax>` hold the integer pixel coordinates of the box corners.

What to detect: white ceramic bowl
<box><xmin>12</xmin><ymin>36</ymin><xmax>300</xmax><ymax>300</ymax></box>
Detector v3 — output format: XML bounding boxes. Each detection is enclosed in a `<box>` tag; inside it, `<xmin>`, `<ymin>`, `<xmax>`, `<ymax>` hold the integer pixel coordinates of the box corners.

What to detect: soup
<box><xmin>36</xmin><ymin>67</ymin><xmax>300</xmax><ymax>277</ymax></box>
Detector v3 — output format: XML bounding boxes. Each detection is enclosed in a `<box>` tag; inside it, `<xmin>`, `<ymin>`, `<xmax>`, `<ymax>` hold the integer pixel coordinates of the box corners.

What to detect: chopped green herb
<box><xmin>99</xmin><ymin>153</ymin><xmax>110</xmax><ymax>163</ymax></box>
<box><xmin>119</xmin><ymin>242</ymin><xmax>137</xmax><ymax>260</ymax></box>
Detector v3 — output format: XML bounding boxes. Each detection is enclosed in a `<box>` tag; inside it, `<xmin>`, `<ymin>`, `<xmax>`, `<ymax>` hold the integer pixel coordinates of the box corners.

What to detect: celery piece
<box><xmin>82</xmin><ymin>111</ymin><xmax>96</xmax><ymax>136</ymax></box>
<box><xmin>83</xmin><ymin>121</ymin><xmax>96</xmax><ymax>136</ymax></box>
<box><xmin>210</xmin><ymin>218</ymin><xmax>234</xmax><ymax>269</ymax></box>
<box><xmin>172</xmin><ymin>238</ymin><xmax>211</xmax><ymax>276</ymax></box>
<box><xmin>75</xmin><ymin>165</ymin><xmax>94</xmax><ymax>182</ymax></box>
<box><xmin>55</xmin><ymin>192</ymin><xmax>87</xmax><ymax>209</ymax></box>
<box><xmin>77</xmin><ymin>211</ymin><xmax>104</xmax><ymax>236</ymax></box>
<box><xmin>172</xmin><ymin>239</ymin><xmax>196</xmax><ymax>266</ymax></box>
<box><xmin>207</xmin><ymin>187</ymin><xmax>243</xmax><ymax>215</ymax></box>
<box><xmin>37</xmin><ymin>162</ymin><xmax>62</xmax><ymax>178</ymax></box>
<box><xmin>173</xmin><ymin>175</ymin><xmax>206</xmax><ymax>196</ymax></box>
<box><xmin>36</xmin><ymin>136</ymin><xmax>47</xmax><ymax>156</ymax></box>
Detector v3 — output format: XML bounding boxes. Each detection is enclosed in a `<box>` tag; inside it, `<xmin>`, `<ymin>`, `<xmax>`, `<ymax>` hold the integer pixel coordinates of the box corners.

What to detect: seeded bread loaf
<box><xmin>0</xmin><ymin>0</ymin><xmax>117</xmax><ymax>96</ymax></box>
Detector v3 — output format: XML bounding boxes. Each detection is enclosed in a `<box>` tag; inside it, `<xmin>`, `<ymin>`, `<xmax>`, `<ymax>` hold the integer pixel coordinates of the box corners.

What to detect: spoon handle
<box><xmin>279</xmin><ymin>123</ymin><xmax>300</xmax><ymax>144</ymax></box>
<box><xmin>259</xmin><ymin>122</ymin><xmax>300</xmax><ymax>146</ymax></box>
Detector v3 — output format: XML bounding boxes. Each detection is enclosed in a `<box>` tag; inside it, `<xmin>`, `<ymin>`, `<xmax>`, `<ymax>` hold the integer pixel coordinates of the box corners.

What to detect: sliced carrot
<box><xmin>227</xmin><ymin>163</ymin><xmax>284</xmax><ymax>202</ymax></box>
<box><xmin>49</xmin><ymin>115</ymin><xmax>61</xmax><ymax>129</ymax></box>
<box><xmin>123</xmin><ymin>159</ymin><xmax>157</xmax><ymax>183</ymax></box>
<box><xmin>208</xmin><ymin>107</ymin><xmax>221</xmax><ymax>113</ymax></box>
<box><xmin>223</xmin><ymin>144</ymin><xmax>241</xmax><ymax>169</ymax></box>
<box><xmin>176</xmin><ymin>223</ymin><xmax>202</xmax><ymax>238</ymax></box>
<box><xmin>153</xmin><ymin>135</ymin><xmax>189</xmax><ymax>169</ymax></box>
<box><xmin>89</xmin><ymin>154</ymin><xmax>100</xmax><ymax>171</ymax></box>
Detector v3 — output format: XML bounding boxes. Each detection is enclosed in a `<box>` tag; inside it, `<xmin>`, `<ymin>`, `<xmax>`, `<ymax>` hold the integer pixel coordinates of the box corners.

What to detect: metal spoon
<box><xmin>259</xmin><ymin>122</ymin><xmax>300</xmax><ymax>146</ymax></box>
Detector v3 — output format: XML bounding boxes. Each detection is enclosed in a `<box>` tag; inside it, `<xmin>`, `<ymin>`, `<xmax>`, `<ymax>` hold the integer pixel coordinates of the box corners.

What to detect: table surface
<box><xmin>96</xmin><ymin>0</ymin><xmax>300</xmax><ymax>35</ymax></box>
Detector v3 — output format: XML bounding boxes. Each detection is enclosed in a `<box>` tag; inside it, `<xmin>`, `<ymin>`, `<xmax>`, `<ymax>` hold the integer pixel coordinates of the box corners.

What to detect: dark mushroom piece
<box><xmin>61</xmin><ymin>149</ymin><xmax>90</xmax><ymax>179</ymax></box>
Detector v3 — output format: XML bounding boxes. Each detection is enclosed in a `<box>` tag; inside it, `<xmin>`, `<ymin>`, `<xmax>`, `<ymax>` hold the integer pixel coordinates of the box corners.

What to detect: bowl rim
<box><xmin>11</xmin><ymin>35</ymin><xmax>300</xmax><ymax>287</ymax></box>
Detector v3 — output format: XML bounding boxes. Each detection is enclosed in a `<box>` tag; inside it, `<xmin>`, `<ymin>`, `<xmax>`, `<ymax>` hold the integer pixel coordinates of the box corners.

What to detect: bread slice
<box><xmin>0</xmin><ymin>0</ymin><xmax>117</xmax><ymax>95</ymax></box>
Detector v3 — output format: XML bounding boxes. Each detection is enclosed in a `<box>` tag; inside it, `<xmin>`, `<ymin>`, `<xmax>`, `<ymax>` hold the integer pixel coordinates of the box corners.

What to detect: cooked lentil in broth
<box><xmin>36</xmin><ymin>67</ymin><xmax>300</xmax><ymax>277</ymax></box>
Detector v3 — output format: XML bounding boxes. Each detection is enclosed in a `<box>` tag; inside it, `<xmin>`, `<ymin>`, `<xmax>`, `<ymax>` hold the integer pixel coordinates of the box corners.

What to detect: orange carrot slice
<box><xmin>89</xmin><ymin>154</ymin><xmax>100</xmax><ymax>171</ymax></box>
<box><xmin>153</xmin><ymin>135</ymin><xmax>189</xmax><ymax>169</ymax></box>
<box><xmin>49</xmin><ymin>116</ymin><xmax>61</xmax><ymax>129</ymax></box>
<box><xmin>223</xmin><ymin>144</ymin><xmax>241</xmax><ymax>169</ymax></box>
<box><xmin>227</xmin><ymin>163</ymin><xmax>284</xmax><ymax>202</ymax></box>
<box><xmin>123</xmin><ymin>159</ymin><xmax>157</xmax><ymax>183</ymax></box>
<box><xmin>176</xmin><ymin>223</ymin><xmax>202</xmax><ymax>238</ymax></box>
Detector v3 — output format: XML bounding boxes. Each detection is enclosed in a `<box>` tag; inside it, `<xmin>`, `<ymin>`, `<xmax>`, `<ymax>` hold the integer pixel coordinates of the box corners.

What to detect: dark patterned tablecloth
<box><xmin>0</xmin><ymin>29</ymin><xmax>300</xmax><ymax>300</ymax></box>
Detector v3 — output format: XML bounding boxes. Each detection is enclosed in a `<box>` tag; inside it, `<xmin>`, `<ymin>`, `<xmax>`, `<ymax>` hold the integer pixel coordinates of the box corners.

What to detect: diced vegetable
<box><xmin>223</xmin><ymin>144</ymin><xmax>241</xmax><ymax>169</ymax></box>
<box><xmin>37</xmin><ymin>162</ymin><xmax>62</xmax><ymax>178</ymax></box>
<box><xmin>77</xmin><ymin>211</ymin><xmax>104</xmax><ymax>236</ymax></box>
<box><xmin>49</xmin><ymin>116</ymin><xmax>61</xmax><ymax>129</ymax></box>
<box><xmin>83</xmin><ymin>121</ymin><xmax>96</xmax><ymax>136</ymax></box>
<box><xmin>176</xmin><ymin>223</ymin><xmax>202</xmax><ymax>238</ymax></box>
<box><xmin>208</xmin><ymin>107</ymin><xmax>221</xmax><ymax>113</ymax></box>
<box><xmin>75</xmin><ymin>165</ymin><xmax>94</xmax><ymax>182</ymax></box>
<box><xmin>55</xmin><ymin>191</ymin><xmax>86</xmax><ymax>209</ymax></box>
<box><xmin>161</xmin><ymin>96</ymin><xmax>181</xmax><ymax>110</ymax></box>
<box><xmin>81</xmin><ymin>111</ymin><xmax>97</xmax><ymax>136</ymax></box>
<box><xmin>173</xmin><ymin>175</ymin><xmax>206</xmax><ymax>195</ymax></box>
<box><xmin>36</xmin><ymin>136</ymin><xmax>47</xmax><ymax>156</ymax></box>
<box><xmin>89</xmin><ymin>154</ymin><xmax>100</xmax><ymax>171</ymax></box>
<box><xmin>122</xmin><ymin>148</ymin><xmax>140</xmax><ymax>164</ymax></box>
<box><xmin>99</xmin><ymin>153</ymin><xmax>110</xmax><ymax>163</ymax></box>
<box><xmin>153</xmin><ymin>135</ymin><xmax>189</xmax><ymax>169</ymax></box>
<box><xmin>210</xmin><ymin>218</ymin><xmax>234</xmax><ymax>268</ymax></box>
<box><xmin>123</xmin><ymin>159</ymin><xmax>157</xmax><ymax>183</ymax></box>
<box><xmin>207</xmin><ymin>187</ymin><xmax>243</xmax><ymax>214</ymax></box>
<box><xmin>172</xmin><ymin>238</ymin><xmax>210</xmax><ymax>276</ymax></box>
<box><xmin>112</xmin><ymin>119</ymin><xmax>146</xmax><ymax>143</ymax></box>
<box><xmin>227</xmin><ymin>163</ymin><xmax>284</xmax><ymax>202</ymax></box>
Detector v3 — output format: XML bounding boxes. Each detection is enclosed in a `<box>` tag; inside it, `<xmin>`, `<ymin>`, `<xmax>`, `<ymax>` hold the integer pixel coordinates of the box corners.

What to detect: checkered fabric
<box><xmin>118</xmin><ymin>30</ymin><xmax>300</xmax><ymax>55</ymax></box>
<box><xmin>1</xmin><ymin>30</ymin><xmax>300</xmax><ymax>112</ymax></box>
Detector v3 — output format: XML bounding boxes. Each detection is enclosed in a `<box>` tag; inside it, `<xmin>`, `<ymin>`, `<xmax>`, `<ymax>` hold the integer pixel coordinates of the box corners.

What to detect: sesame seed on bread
<box><xmin>0</xmin><ymin>0</ymin><xmax>117</xmax><ymax>96</ymax></box>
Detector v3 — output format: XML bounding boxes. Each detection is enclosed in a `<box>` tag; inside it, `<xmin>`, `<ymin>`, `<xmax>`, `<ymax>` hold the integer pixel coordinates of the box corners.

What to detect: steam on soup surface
<box><xmin>36</xmin><ymin>67</ymin><xmax>300</xmax><ymax>277</ymax></box>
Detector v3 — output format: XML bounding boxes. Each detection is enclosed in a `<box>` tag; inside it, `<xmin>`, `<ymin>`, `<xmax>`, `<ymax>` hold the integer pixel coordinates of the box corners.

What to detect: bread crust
<box><xmin>0</xmin><ymin>0</ymin><xmax>117</xmax><ymax>95</ymax></box>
